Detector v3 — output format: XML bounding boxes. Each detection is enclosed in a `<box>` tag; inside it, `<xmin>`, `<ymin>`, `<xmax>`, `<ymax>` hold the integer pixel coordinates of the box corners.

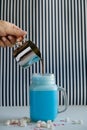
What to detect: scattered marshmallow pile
<box><xmin>64</xmin><ymin>117</ymin><xmax>83</xmax><ymax>125</ymax></box>
<box><xmin>5</xmin><ymin>117</ymin><xmax>84</xmax><ymax>128</ymax></box>
<box><xmin>6</xmin><ymin>118</ymin><xmax>54</xmax><ymax>129</ymax></box>
<box><xmin>5</xmin><ymin>117</ymin><xmax>30</xmax><ymax>127</ymax></box>
<box><xmin>36</xmin><ymin>120</ymin><xmax>53</xmax><ymax>129</ymax></box>
<box><xmin>71</xmin><ymin>120</ymin><xmax>83</xmax><ymax>124</ymax></box>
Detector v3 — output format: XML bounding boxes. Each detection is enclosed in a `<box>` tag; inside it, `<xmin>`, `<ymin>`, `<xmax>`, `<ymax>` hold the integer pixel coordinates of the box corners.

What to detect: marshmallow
<box><xmin>78</xmin><ymin>120</ymin><xmax>84</xmax><ymax>124</ymax></box>
<box><xmin>47</xmin><ymin>123</ymin><xmax>51</xmax><ymax>128</ymax></box>
<box><xmin>37</xmin><ymin>120</ymin><xmax>42</xmax><ymax>124</ymax></box>
<box><xmin>5</xmin><ymin>120</ymin><xmax>10</xmax><ymax>125</ymax></box>
<box><xmin>36</xmin><ymin>123</ymin><xmax>41</xmax><ymax>128</ymax></box>
<box><xmin>36</xmin><ymin>120</ymin><xmax>53</xmax><ymax>129</ymax></box>
<box><xmin>40</xmin><ymin>121</ymin><xmax>47</xmax><ymax>127</ymax></box>
<box><xmin>22</xmin><ymin>117</ymin><xmax>31</xmax><ymax>123</ymax></box>
<box><xmin>65</xmin><ymin>117</ymin><xmax>70</xmax><ymax>122</ymax></box>
<box><xmin>47</xmin><ymin>120</ymin><xmax>52</xmax><ymax>124</ymax></box>
<box><xmin>72</xmin><ymin>120</ymin><xmax>83</xmax><ymax>125</ymax></box>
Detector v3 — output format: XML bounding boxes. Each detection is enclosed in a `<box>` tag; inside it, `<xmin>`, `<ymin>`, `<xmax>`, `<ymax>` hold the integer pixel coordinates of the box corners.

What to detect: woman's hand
<box><xmin>0</xmin><ymin>20</ymin><xmax>27</xmax><ymax>47</ymax></box>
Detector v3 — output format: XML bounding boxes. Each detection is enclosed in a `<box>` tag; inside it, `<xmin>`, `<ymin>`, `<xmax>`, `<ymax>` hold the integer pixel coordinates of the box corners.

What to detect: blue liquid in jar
<box><xmin>30</xmin><ymin>90</ymin><xmax>58</xmax><ymax>121</ymax></box>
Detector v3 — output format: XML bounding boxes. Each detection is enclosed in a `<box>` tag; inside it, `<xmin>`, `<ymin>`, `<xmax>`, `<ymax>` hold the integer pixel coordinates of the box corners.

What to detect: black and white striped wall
<box><xmin>0</xmin><ymin>0</ymin><xmax>87</xmax><ymax>106</ymax></box>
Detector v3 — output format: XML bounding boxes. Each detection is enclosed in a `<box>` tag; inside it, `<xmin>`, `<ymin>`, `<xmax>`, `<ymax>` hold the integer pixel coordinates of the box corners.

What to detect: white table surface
<box><xmin>0</xmin><ymin>106</ymin><xmax>87</xmax><ymax>130</ymax></box>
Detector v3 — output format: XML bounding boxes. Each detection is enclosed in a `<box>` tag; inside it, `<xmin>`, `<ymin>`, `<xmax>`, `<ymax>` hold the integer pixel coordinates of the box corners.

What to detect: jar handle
<box><xmin>58</xmin><ymin>87</ymin><xmax>68</xmax><ymax>113</ymax></box>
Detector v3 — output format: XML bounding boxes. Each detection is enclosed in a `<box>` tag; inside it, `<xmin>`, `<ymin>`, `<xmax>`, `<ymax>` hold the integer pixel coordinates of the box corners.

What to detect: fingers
<box><xmin>6</xmin><ymin>23</ymin><xmax>27</xmax><ymax>37</ymax></box>
<box><xmin>0</xmin><ymin>39</ymin><xmax>6</xmax><ymax>47</ymax></box>
<box><xmin>16</xmin><ymin>36</ymin><xmax>24</xmax><ymax>42</ymax></box>
<box><xmin>0</xmin><ymin>20</ymin><xmax>27</xmax><ymax>47</ymax></box>
<box><xmin>2</xmin><ymin>37</ymin><xmax>14</xmax><ymax>47</ymax></box>
<box><xmin>7</xmin><ymin>35</ymin><xmax>16</xmax><ymax>44</ymax></box>
<box><xmin>12</xmin><ymin>24</ymin><xmax>27</xmax><ymax>37</ymax></box>
<box><xmin>0</xmin><ymin>36</ymin><xmax>16</xmax><ymax>47</ymax></box>
<box><xmin>0</xmin><ymin>35</ymin><xmax>25</xmax><ymax>47</ymax></box>
<box><xmin>0</xmin><ymin>20</ymin><xmax>27</xmax><ymax>38</ymax></box>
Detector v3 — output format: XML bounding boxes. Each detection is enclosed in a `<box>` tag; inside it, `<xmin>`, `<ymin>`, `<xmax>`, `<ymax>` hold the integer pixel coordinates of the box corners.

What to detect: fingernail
<box><xmin>2</xmin><ymin>37</ymin><xmax>7</xmax><ymax>42</ymax></box>
<box><xmin>17</xmin><ymin>36</ymin><xmax>23</xmax><ymax>42</ymax></box>
<box><xmin>24</xmin><ymin>31</ymin><xmax>27</xmax><ymax>34</ymax></box>
<box><xmin>8</xmin><ymin>36</ymin><xmax>12</xmax><ymax>40</ymax></box>
<box><xmin>21</xmin><ymin>29</ymin><xmax>27</xmax><ymax>34</ymax></box>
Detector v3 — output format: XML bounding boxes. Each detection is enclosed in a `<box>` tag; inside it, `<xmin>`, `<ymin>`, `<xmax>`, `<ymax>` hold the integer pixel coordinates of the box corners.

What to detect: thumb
<box><xmin>6</xmin><ymin>23</ymin><xmax>27</xmax><ymax>37</ymax></box>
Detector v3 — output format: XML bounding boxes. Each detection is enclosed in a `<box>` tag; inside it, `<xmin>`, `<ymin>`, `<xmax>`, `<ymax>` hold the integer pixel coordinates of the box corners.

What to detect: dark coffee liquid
<box><xmin>40</xmin><ymin>59</ymin><xmax>44</xmax><ymax>74</ymax></box>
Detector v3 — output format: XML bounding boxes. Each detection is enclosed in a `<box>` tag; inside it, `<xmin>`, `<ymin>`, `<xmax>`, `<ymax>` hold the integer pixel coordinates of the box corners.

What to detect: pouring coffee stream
<box><xmin>13</xmin><ymin>40</ymin><xmax>44</xmax><ymax>74</ymax></box>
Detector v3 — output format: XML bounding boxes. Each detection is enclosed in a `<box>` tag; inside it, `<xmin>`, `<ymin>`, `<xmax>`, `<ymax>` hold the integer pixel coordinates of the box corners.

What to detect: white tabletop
<box><xmin>0</xmin><ymin>106</ymin><xmax>87</xmax><ymax>130</ymax></box>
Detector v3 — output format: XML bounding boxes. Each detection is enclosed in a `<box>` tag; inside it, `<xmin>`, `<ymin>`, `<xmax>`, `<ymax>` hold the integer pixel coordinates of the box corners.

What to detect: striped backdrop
<box><xmin>0</xmin><ymin>0</ymin><xmax>87</xmax><ymax>106</ymax></box>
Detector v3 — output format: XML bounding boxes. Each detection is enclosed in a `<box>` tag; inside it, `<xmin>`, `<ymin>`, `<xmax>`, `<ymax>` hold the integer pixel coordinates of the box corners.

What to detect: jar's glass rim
<box><xmin>32</xmin><ymin>73</ymin><xmax>55</xmax><ymax>77</ymax></box>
